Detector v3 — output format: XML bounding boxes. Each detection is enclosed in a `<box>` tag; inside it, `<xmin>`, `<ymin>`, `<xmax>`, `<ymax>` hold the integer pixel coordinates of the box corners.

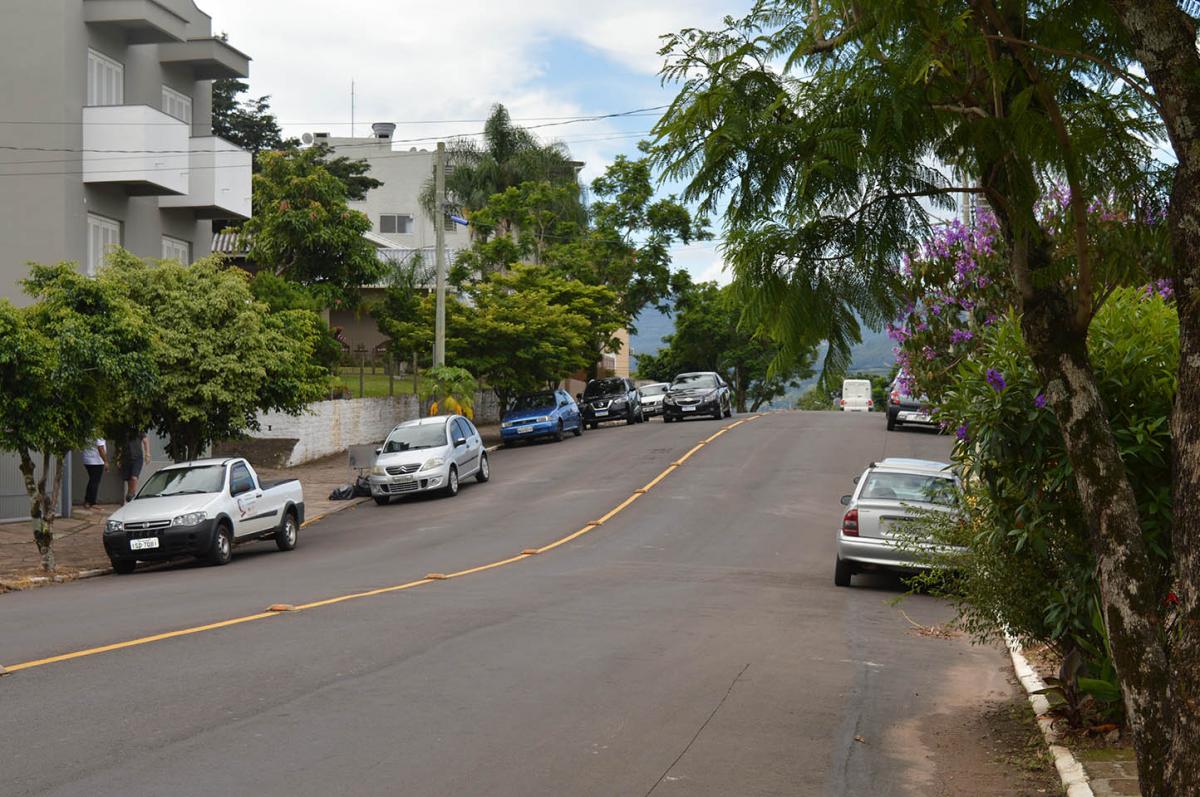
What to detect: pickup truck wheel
<box><xmin>834</xmin><ymin>556</ymin><xmax>854</xmax><ymax>587</ymax></box>
<box><xmin>886</xmin><ymin>414</ymin><xmax>897</xmax><ymax>431</ymax></box>
<box><xmin>208</xmin><ymin>523</ymin><xmax>233</xmax><ymax>566</ymax></box>
<box><xmin>275</xmin><ymin>509</ymin><xmax>298</xmax><ymax>552</ymax></box>
<box><xmin>110</xmin><ymin>558</ymin><xmax>136</xmax><ymax>575</ymax></box>
<box><xmin>443</xmin><ymin>466</ymin><xmax>459</xmax><ymax>497</ymax></box>
<box><xmin>475</xmin><ymin>452</ymin><xmax>490</xmax><ymax>483</ymax></box>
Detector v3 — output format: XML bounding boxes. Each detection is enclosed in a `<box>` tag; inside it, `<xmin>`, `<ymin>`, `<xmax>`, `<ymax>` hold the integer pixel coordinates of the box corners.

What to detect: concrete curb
<box><xmin>1006</xmin><ymin>634</ymin><xmax>1095</xmax><ymax>797</ymax></box>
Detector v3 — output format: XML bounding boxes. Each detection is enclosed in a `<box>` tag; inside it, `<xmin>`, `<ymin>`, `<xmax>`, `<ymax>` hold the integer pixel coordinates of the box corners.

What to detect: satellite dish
<box><xmin>301</xmin><ymin>132</ymin><xmax>314</xmax><ymax>145</ymax></box>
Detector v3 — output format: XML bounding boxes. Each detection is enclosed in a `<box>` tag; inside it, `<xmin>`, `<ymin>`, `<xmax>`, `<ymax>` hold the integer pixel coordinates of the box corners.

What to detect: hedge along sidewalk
<box><xmin>1007</xmin><ymin>635</ymin><xmax>1143</xmax><ymax>797</ymax></box>
<box><xmin>0</xmin><ymin>423</ymin><xmax>502</xmax><ymax>591</ymax></box>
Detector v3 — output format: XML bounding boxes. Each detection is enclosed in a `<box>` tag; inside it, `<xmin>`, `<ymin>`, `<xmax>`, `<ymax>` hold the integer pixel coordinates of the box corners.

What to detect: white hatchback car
<box><xmin>369</xmin><ymin>415</ymin><xmax>489</xmax><ymax>504</ymax></box>
<box><xmin>835</xmin><ymin>458</ymin><xmax>959</xmax><ymax>586</ymax></box>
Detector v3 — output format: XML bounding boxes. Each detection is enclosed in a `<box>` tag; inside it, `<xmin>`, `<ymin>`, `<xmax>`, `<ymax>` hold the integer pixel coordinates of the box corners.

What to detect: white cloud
<box><xmin>670</xmin><ymin>241</ymin><xmax>732</xmax><ymax>286</ymax></box>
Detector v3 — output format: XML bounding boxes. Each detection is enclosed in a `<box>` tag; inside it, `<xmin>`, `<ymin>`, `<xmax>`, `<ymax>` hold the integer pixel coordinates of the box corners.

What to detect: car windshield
<box><xmin>137</xmin><ymin>465</ymin><xmax>225</xmax><ymax>498</ymax></box>
<box><xmin>584</xmin><ymin>378</ymin><xmax>625</xmax><ymax>398</ymax></box>
<box><xmin>511</xmin><ymin>392</ymin><xmax>556</xmax><ymax>412</ymax></box>
<box><xmin>860</xmin><ymin>472</ymin><xmax>956</xmax><ymax>506</ymax></box>
<box><xmin>383</xmin><ymin>423</ymin><xmax>448</xmax><ymax>453</ymax></box>
<box><xmin>640</xmin><ymin>384</ymin><xmax>667</xmax><ymax>396</ymax></box>
<box><xmin>671</xmin><ymin>374</ymin><xmax>717</xmax><ymax>390</ymax></box>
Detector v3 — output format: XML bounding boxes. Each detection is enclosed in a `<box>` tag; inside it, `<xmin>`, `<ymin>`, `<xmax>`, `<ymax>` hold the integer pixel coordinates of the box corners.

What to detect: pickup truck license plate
<box><xmin>129</xmin><ymin>537</ymin><xmax>159</xmax><ymax>551</ymax></box>
<box><xmin>518</xmin><ymin>425</ymin><xmax>534</xmax><ymax>434</ymax></box>
<box><xmin>682</xmin><ymin>406</ymin><xmax>696</xmax><ymax>412</ymax></box>
<box><xmin>594</xmin><ymin>410</ymin><xmax>608</xmax><ymax>417</ymax></box>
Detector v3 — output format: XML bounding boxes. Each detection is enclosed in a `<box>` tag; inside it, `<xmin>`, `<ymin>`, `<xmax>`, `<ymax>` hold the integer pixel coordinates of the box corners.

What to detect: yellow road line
<box><xmin>3</xmin><ymin>416</ymin><xmax>761</xmax><ymax>675</ymax></box>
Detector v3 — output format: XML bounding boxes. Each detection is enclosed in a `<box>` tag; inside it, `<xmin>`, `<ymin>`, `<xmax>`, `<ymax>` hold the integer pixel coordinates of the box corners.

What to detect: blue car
<box><xmin>500</xmin><ymin>389</ymin><xmax>584</xmax><ymax>446</ymax></box>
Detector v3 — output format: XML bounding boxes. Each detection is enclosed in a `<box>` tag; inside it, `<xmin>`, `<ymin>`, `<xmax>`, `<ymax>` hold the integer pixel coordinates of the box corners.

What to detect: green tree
<box><xmin>211</xmin><ymin>77</ymin><xmax>294</xmax><ymax>169</ymax></box>
<box><xmin>99</xmin><ymin>252</ymin><xmax>329</xmax><ymax>461</ymax></box>
<box><xmin>249</xmin><ymin>271</ymin><xmax>341</xmax><ymax>373</ymax></box>
<box><xmin>636</xmin><ymin>281</ymin><xmax>814</xmax><ymax>411</ymax></box>
<box><xmin>0</xmin><ymin>264</ymin><xmax>154</xmax><ymax>571</ymax></box>
<box><xmin>652</xmin><ymin>5</ymin><xmax>1193</xmax><ymax>788</ymax></box>
<box><xmin>241</xmin><ymin>147</ymin><xmax>384</xmax><ymax>307</ymax></box>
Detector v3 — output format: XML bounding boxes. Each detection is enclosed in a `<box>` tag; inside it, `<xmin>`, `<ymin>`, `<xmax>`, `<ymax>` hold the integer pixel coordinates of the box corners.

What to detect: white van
<box><xmin>840</xmin><ymin>379</ymin><xmax>874</xmax><ymax>412</ymax></box>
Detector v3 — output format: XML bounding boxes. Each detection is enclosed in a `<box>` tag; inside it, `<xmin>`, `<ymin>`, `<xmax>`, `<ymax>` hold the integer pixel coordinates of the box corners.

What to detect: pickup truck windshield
<box><xmin>137</xmin><ymin>465</ymin><xmax>225</xmax><ymax>498</ymax></box>
<box><xmin>384</xmin><ymin>423</ymin><xmax>448</xmax><ymax>452</ymax></box>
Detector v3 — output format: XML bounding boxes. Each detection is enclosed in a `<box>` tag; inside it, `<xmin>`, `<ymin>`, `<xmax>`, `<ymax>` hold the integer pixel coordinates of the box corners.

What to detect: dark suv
<box><xmin>886</xmin><ymin>376</ymin><xmax>936</xmax><ymax>431</ymax></box>
<box><xmin>663</xmin><ymin>371</ymin><xmax>733</xmax><ymax>422</ymax></box>
<box><xmin>580</xmin><ymin>377</ymin><xmax>644</xmax><ymax>428</ymax></box>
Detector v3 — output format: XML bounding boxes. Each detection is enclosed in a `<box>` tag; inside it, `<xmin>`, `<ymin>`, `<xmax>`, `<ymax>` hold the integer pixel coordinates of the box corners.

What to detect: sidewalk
<box><xmin>0</xmin><ymin>423</ymin><xmax>501</xmax><ymax>590</ymax></box>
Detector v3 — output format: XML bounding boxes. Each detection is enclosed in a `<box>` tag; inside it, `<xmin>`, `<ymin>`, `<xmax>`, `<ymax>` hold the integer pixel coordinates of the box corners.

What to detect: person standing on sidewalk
<box><xmin>122</xmin><ymin>431</ymin><xmax>151</xmax><ymax>503</ymax></box>
<box><xmin>81</xmin><ymin>438</ymin><xmax>108</xmax><ymax>508</ymax></box>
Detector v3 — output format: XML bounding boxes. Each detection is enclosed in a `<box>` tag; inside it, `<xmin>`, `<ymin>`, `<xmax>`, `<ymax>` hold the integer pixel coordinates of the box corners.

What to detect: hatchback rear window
<box><xmin>860</xmin><ymin>472</ymin><xmax>956</xmax><ymax>505</ymax></box>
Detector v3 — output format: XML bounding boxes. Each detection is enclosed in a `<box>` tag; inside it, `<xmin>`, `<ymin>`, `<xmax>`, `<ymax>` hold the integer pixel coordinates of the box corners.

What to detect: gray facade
<box><xmin>0</xmin><ymin>0</ymin><xmax>252</xmax><ymax>521</ymax></box>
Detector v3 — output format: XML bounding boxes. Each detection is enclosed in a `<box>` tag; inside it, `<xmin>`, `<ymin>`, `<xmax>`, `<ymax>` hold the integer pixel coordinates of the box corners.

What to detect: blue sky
<box><xmin>200</xmin><ymin>0</ymin><xmax>736</xmax><ymax>285</ymax></box>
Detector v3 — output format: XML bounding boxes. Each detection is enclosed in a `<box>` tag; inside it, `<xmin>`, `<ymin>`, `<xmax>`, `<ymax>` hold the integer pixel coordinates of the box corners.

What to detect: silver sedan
<box><xmin>834</xmin><ymin>457</ymin><xmax>959</xmax><ymax>586</ymax></box>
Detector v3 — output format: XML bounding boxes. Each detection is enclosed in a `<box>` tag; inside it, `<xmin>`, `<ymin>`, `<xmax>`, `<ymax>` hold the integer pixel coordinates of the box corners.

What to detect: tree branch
<box><xmin>933</xmin><ymin>104</ymin><xmax>990</xmax><ymax>118</ymax></box>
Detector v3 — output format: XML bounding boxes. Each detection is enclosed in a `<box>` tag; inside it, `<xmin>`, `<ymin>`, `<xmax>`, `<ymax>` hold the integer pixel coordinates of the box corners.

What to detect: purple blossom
<box><xmin>1033</xmin><ymin>393</ymin><xmax>1047</xmax><ymax>409</ymax></box>
<box><xmin>986</xmin><ymin>369</ymin><xmax>1007</xmax><ymax>392</ymax></box>
<box><xmin>923</xmin><ymin>346</ymin><xmax>937</xmax><ymax>361</ymax></box>
<box><xmin>949</xmin><ymin>328</ymin><xmax>974</xmax><ymax>345</ymax></box>
<box><xmin>984</xmin><ymin>314</ymin><xmax>1000</xmax><ymax>327</ymax></box>
<box><xmin>1141</xmin><ymin>278</ymin><xmax>1174</xmax><ymax>301</ymax></box>
<box><xmin>917</xmin><ymin>321</ymin><xmax>930</xmax><ymax>332</ymax></box>
<box><xmin>955</xmin><ymin>423</ymin><xmax>970</xmax><ymax>442</ymax></box>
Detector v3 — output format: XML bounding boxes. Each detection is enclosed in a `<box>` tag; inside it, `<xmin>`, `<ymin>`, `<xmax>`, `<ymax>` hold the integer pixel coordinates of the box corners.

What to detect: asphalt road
<box><xmin>0</xmin><ymin>412</ymin><xmax>1018</xmax><ymax>796</ymax></box>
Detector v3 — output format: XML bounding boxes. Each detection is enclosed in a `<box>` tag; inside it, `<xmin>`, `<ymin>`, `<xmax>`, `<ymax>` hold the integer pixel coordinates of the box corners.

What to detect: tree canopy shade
<box><xmin>0</xmin><ymin>265</ymin><xmax>154</xmax><ymax>571</ymax></box>
<box><xmin>652</xmin><ymin>3</ymin><xmax>1195</xmax><ymax>793</ymax></box>
<box><xmin>242</xmin><ymin>147</ymin><xmax>385</xmax><ymax>307</ymax></box>
<box><xmin>98</xmin><ymin>252</ymin><xmax>330</xmax><ymax>462</ymax></box>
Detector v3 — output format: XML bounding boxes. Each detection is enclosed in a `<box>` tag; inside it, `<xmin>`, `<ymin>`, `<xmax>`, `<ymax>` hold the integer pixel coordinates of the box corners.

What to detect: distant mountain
<box><xmin>629</xmin><ymin>306</ymin><xmax>674</xmax><ymax>371</ymax></box>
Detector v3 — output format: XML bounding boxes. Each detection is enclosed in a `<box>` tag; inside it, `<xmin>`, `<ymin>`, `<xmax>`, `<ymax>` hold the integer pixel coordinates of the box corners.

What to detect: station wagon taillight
<box><xmin>841</xmin><ymin>508</ymin><xmax>859</xmax><ymax>536</ymax></box>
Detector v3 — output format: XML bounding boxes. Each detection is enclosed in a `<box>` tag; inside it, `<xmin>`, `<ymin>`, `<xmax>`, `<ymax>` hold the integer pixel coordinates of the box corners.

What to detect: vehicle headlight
<box><xmin>105</xmin><ymin>520</ymin><xmax>123</xmax><ymax>533</ymax></box>
<box><xmin>171</xmin><ymin>511</ymin><xmax>208</xmax><ymax>527</ymax></box>
<box><xmin>371</xmin><ymin>464</ymin><xmax>388</xmax><ymax>475</ymax></box>
<box><xmin>664</xmin><ymin>396</ymin><xmax>676</xmax><ymax>405</ymax></box>
<box><xmin>536</xmin><ymin>416</ymin><xmax>551</xmax><ymax>423</ymax></box>
<box><xmin>501</xmin><ymin>420</ymin><xmax>514</xmax><ymax>428</ymax></box>
<box><xmin>419</xmin><ymin>456</ymin><xmax>445</xmax><ymax>472</ymax></box>
<box><xmin>611</xmin><ymin>399</ymin><xmax>626</xmax><ymax>409</ymax></box>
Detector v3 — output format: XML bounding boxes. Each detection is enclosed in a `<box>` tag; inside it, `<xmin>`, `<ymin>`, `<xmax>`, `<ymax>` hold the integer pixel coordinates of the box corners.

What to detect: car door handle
<box><xmin>254</xmin><ymin>493</ymin><xmax>263</xmax><ymax>498</ymax></box>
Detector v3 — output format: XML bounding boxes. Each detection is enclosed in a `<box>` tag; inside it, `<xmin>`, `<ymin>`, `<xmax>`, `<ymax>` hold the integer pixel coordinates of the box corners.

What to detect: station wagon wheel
<box><xmin>275</xmin><ymin>509</ymin><xmax>298</xmax><ymax>552</ymax></box>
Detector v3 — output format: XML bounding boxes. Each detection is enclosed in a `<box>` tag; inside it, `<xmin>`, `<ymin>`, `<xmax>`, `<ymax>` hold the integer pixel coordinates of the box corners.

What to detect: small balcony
<box><xmin>158</xmin><ymin>38</ymin><xmax>250</xmax><ymax>80</ymax></box>
<box><xmin>82</xmin><ymin>105</ymin><xmax>189</xmax><ymax>196</ymax></box>
<box><xmin>160</xmin><ymin>137</ymin><xmax>252</xmax><ymax>219</ymax></box>
<box><xmin>83</xmin><ymin>0</ymin><xmax>187</xmax><ymax>44</ymax></box>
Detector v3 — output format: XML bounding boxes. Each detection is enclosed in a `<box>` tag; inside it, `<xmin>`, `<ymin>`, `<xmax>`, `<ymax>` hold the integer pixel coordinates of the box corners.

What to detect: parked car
<box><xmin>839</xmin><ymin>378</ymin><xmax>874</xmax><ymax>412</ymax></box>
<box><xmin>369</xmin><ymin>415</ymin><xmax>489</xmax><ymax>504</ymax></box>
<box><xmin>886</xmin><ymin>375</ymin><xmax>936</xmax><ymax>431</ymax></box>
<box><xmin>103</xmin><ymin>458</ymin><xmax>304</xmax><ymax>574</ymax></box>
<box><xmin>662</xmin><ymin>371</ymin><xmax>732</xmax><ymax>422</ymax></box>
<box><xmin>638</xmin><ymin>382</ymin><xmax>670</xmax><ymax>418</ymax></box>
<box><xmin>501</xmin><ymin>389</ymin><xmax>583</xmax><ymax>445</ymax></box>
<box><xmin>579</xmin><ymin>377</ymin><xmax>644</xmax><ymax>428</ymax></box>
<box><xmin>834</xmin><ymin>458</ymin><xmax>959</xmax><ymax>587</ymax></box>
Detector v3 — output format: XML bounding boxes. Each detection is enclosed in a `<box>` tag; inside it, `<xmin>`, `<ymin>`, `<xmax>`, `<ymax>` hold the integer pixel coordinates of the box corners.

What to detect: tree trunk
<box><xmin>1021</xmin><ymin>275</ymin><xmax>1173</xmax><ymax>797</ymax></box>
<box><xmin>18</xmin><ymin>450</ymin><xmax>56</xmax><ymax>573</ymax></box>
<box><xmin>1107</xmin><ymin>3</ymin><xmax>1200</xmax><ymax>790</ymax></box>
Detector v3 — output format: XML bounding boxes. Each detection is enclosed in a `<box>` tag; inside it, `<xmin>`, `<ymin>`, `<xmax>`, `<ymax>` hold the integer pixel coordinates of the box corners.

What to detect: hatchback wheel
<box><xmin>834</xmin><ymin>557</ymin><xmax>854</xmax><ymax>587</ymax></box>
<box><xmin>554</xmin><ymin>421</ymin><xmax>564</xmax><ymax>442</ymax></box>
<box><xmin>476</xmin><ymin>453</ymin><xmax>490</xmax><ymax>483</ymax></box>
<box><xmin>374</xmin><ymin>495</ymin><xmax>391</xmax><ymax>506</ymax></box>
<box><xmin>443</xmin><ymin>466</ymin><xmax>459</xmax><ymax>497</ymax></box>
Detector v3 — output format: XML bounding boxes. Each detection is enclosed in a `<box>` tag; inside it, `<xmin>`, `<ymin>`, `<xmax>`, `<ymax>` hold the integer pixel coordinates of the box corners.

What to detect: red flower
<box><xmin>1165</xmin><ymin>591</ymin><xmax>1181</xmax><ymax>607</ymax></box>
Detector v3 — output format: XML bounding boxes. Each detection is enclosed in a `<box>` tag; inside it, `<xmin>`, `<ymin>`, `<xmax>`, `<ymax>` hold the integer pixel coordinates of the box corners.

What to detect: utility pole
<box><xmin>433</xmin><ymin>141</ymin><xmax>447</xmax><ymax>367</ymax></box>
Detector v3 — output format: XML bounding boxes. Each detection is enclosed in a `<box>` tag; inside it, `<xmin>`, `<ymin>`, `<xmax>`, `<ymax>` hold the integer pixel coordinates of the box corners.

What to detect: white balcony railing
<box><xmin>160</xmin><ymin>136</ymin><xmax>252</xmax><ymax>219</ymax></box>
<box><xmin>82</xmin><ymin>105</ymin><xmax>188</xmax><ymax>196</ymax></box>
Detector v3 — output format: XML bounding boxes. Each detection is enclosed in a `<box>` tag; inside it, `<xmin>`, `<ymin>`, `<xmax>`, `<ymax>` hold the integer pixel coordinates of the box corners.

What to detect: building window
<box><xmin>161</xmin><ymin>86</ymin><xmax>192</xmax><ymax>123</ymax></box>
<box><xmin>161</xmin><ymin>236</ymin><xmax>191</xmax><ymax>264</ymax></box>
<box><xmin>379</xmin><ymin>214</ymin><xmax>413</xmax><ymax>234</ymax></box>
<box><xmin>86</xmin><ymin>49</ymin><xmax>123</xmax><ymax>106</ymax></box>
<box><xmin>87</xmin><ymin>214</ymin><xmax>121</xmax><ymax>275</ymax></box>
<box><xmin>443</xmin><ymin>215</ymin><xmax>457</xmax><ymax>233</ymax></box>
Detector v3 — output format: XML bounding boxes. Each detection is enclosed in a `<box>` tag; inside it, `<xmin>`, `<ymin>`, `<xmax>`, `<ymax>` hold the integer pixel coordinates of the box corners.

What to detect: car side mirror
<box><xmin>559</xmin><ymin>401</ymin><xmax>569</xmax><ymax>408</ymax></box>
<box><xmin>375</xmin><ymin>447</ymin><xmax>382</xmax><ymax>456</ymax></box>
<box><xmin>575</xmin><ymin>393</ymin><xmax>583</xmax><ymax>401</ymax></box>
<box><xmin>840</xmin><ymin>495</ymin><xmax>852</xmax><ymax>506</ymax></box>
<box><xmin>454</xmin><ymin>437</ymin><xmax>467</xmax><ymax>448</ymax></box>
<box><xmin>852</xmin><ymin>475</ymin><xmax>860</xmax><ymax>484</ymax></box>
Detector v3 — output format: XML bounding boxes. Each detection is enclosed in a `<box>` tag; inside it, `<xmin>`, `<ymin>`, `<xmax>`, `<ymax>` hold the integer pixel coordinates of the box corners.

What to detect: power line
<box><xmin>0</xmin><ymin>108</ymin><xmax>668</xmax><ymax>127</ymax></box>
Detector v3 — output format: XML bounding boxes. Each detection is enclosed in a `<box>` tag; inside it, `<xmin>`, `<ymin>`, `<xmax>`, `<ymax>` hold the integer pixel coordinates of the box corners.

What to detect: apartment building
<box><xmin>0</xmin><ymin>0</ymin><xmax>252</xmax><ymax>520</ymax></box>
<box><xmin>0</xmin><ymin>0</ymin><xmax>252</xmax><ymax>305</ymax></box>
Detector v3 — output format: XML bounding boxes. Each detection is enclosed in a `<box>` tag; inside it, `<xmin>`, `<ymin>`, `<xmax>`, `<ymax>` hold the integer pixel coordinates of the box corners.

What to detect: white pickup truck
<box><xmin>103</xmin><ymin>457</ymin><xmax>304</xmax><ymax>574</ymax></box>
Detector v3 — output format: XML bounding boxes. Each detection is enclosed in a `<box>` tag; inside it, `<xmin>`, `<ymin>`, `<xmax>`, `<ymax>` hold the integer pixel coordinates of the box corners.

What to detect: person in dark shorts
<box><xmin>122</xmin><ymin>431</ymin><xmax>151</xmax><ymax>502</ymax></box>
<box><xmin>81</xmin><ymin>438</ymin><xmax>108</xmax><ymax>508</ymax></box>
